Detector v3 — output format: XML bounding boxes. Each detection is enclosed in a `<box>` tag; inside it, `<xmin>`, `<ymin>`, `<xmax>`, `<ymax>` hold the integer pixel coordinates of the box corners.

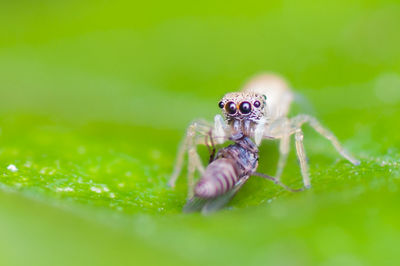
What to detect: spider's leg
<box><xmin>187</xmin><ymin>147</ymin><xmax>204</xmax><ymax>198</ymax></box>
<box><xmin>285</xmin><ymin>114</ymin><xmax>360</xmax><ymax>188</ymax></box>
<box><xmin>261</xmin><ymin>118</ymin><xmax>308</xmax><ymax>187</ymax></box>
<box><xmin>186</xmin><ymin>125</ymin><xmax>208</xmax><ymax>198</ymax></box>
<box><xmin>170</xmin><ymin>116</ymin><xmax>229</xmax><ymax>198</ymax></box>
<box><xmin>169</xmin><ymin>120</ymin><xmax>210</xmax><ymax>188</ymax></box>
<box><xmin>294</xmin><ymin>129</ymin><xmax>311</xmax><ymax>188</ymax></box>
<box><xmin>276</xmin><ymin>135</ymin><xmax>290</xmax><ymax>180</ymax></box>
<box><xmin>169</xmin><ymin>134</ymin><xmax>188</xmax><ymax>188</ymax></box>
<box><xmin>272</xmin><ymin>118</ymin><xmax>291</xmax><ymax>180</ymax></box>
<box><xmin>290</xmin><ymin>114</ymin><xmax>360</xmax><ymax>166</ymax></box>
<box><xmin>257</xmin><ymin>118</ymin><xmax>291</xmax><ymax>181</ymax></box>
<box><xmin>253</xmin><ymin>172</ymin><xmax>305</xmax><ymax>192</ymax></box>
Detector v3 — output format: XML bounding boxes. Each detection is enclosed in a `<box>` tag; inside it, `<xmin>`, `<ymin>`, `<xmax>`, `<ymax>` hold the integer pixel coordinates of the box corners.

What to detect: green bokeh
<box><xmin>0</xmin><ymin>1</ymin><xmax>399</xmax><ymax>265</ymax></box>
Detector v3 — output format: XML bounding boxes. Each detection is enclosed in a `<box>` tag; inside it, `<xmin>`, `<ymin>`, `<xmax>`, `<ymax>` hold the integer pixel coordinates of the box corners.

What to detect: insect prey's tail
<box><xmin>194</xmin><ymin>158</ymin><xmax>239</xmax><ymax>198</ymax></box>
<box><xmin>183</xmin><ymin>175</ymin><xmax>250</xmax><ymax>214</ymax></box>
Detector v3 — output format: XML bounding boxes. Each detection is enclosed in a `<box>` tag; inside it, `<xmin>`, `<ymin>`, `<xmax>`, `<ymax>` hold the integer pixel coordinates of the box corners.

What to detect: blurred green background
<box><xmin>0</xmin><ymin>0</ymin><xmax>400</xmax><ymax>265</ymax></box>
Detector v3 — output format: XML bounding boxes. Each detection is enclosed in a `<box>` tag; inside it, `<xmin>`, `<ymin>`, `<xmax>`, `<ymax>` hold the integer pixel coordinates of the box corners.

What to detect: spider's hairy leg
<box><xmin>169</xmin><ymin>134</ymin><xmax>188</xmax><ymax>188</ymax></box>
<box><xmin>258</xmin><ymin>118</ymin><xmax>291</xmax><ymax>181</ymax></box>
<box><xmin>290</xmin><ymin>114</ymin><xmax>360</xmax><ymax>166</ymax></box>
<box><xmin>266</xmin><ymin>121</ymin><xmax>311</xmax><ymax>188</ymax></box>
<box><xmin>169</xmin><ymin>116</ymin><xmax>230</xmax><ymax>197</ymax></box>
<box><xmin>263</xmin><ymin>114</ymin><xmax>359</xmax><ymax>188</ymax></box>
<box><xmin>275</xmin><ymin>118</ymin><xmax>291</xmax><ymax>180</ymax></box>
<box><xmin>294</xmin><ymin>129</ymin><xmax>311</xmax><ymax>188</ymax></box>
<box><xmin>169</xmin><ymin>120</ymin><xmax>210</xmax><ymax>188</ymax></box>
<box><xmin>253</xmin><ymin>172</ymin><xmax>305</xmax><ymax>192</ymax></box>
<box><xmin>187</xmin><ymin>133</ymin><xmax>206</xmax><ymax>198</ymax></box>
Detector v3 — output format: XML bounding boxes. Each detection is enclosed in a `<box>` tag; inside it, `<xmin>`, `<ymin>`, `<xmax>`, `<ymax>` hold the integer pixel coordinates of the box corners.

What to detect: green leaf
<box><xmin>0</xmin><ymin>1</ymin><xmax>400</xmax><ymax>265</ymax></box>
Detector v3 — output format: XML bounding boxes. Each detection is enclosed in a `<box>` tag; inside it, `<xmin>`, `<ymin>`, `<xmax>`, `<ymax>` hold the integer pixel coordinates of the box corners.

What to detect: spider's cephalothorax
<box><xmin>218</xmin><ymin>92</ymin><xmax>267</xmax><ymax>139</ymax></box>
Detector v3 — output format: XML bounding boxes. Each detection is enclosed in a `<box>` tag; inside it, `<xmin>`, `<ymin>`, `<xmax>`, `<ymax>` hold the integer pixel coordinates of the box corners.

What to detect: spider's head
<box><xmin>218</xmin><ymin>92</ymin><xmax>267</xmax><ymax>139</ymax></box>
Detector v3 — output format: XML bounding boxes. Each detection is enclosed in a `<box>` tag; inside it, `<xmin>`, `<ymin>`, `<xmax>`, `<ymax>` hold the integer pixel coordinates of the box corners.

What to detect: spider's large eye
<box><xmin>254</xmin><ymin>100</ymin><xmax>261</xmax><ymax>108</ymax></box>
<box><xmin>225</xmin><ymin>101</ymin><xmax>237</xmax><ymax>114</ymax></box>
<box><xmin>239</xmin><ymin>101</ymin><xmax>251</xmax><ymax>114</ymax></box>
<box><xmin>218</xmin><ymin>101</ymin><xmax>224</xmax><ymax>109</ymax></box>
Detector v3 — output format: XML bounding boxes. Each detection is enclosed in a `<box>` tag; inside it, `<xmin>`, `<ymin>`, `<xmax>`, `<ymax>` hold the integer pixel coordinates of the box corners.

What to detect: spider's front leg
<box><xmin>169</xmin><ymin>115</ymin><xmax>229</xmax><ymax>198</ymax></box>
<box><xmin>169</xmin><ymin>119</ymin><xmax>210</xmax><ymax>190</ymax></box>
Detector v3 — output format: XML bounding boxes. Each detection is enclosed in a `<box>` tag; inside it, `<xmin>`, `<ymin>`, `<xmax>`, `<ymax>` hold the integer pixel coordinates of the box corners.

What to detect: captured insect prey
<box><xmin>169</xmin><ymin>73</ymin><xmax>360</xmax><ymax>213</ymax></box>
<box><xmin>183</xmin><ymin>136</ymin><xmax>303</xmax><ymax>214</ymax></box>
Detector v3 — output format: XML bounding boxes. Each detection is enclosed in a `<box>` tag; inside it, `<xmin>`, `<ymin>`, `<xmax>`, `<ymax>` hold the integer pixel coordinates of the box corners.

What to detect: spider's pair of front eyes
<box><xmin>218</xmin><ymin>100</ymin><xmax>261</xmax><ymax>115</ymax></box>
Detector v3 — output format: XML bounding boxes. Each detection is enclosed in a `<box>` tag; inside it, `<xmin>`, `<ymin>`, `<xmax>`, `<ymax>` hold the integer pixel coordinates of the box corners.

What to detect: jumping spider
<box><xmin>169</xmin><ymin>73</ymin><xmax>360</xmax><ymax>198</ymax></box>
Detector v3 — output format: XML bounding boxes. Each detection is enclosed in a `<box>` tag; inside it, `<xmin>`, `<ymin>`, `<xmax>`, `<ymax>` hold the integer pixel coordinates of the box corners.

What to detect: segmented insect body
<box><xmin>194</xmin><ymin>137</ymin><xmax>258</xmax><ymax>199</ymax></box>
<box><xmin>183</xmin><ymin>137</ymin><xmax>259</xmax><ymax>213</ymax></box>
<box><xmin>184</xmin><ymin>136</ymin><xmax>300</xmax><ymax>213</ymax></box>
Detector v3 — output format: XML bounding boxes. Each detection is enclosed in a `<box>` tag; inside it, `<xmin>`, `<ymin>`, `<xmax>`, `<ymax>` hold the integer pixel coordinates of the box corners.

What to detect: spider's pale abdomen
<box><xmin>242</xmin><ymin>73</ymin><xmax>294</xmax><ymax>121</ymax></box>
